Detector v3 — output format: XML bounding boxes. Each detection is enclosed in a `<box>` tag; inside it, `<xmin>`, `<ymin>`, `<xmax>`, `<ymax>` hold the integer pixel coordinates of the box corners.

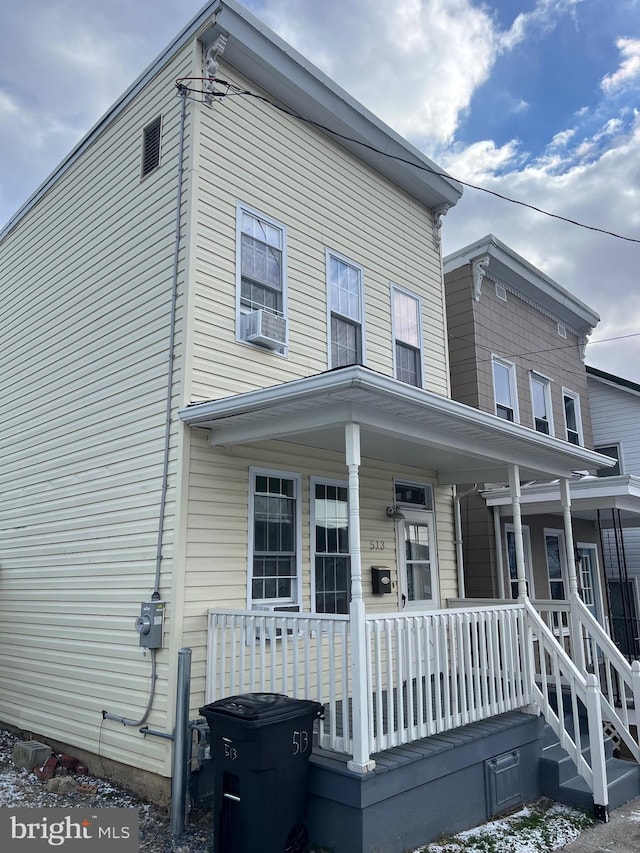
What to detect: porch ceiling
<box><xmin>483</xmin><ymin>475</ymin><xmax>640</xmax><ymax>527</ymax></box>
<box><xmin>179</xmin><ymin>367</ymin><xmax>616</xmax><ymax>486</ymax></box>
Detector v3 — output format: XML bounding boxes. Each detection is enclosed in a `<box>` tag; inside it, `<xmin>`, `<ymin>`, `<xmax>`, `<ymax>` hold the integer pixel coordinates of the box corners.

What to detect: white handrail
<box><xmin>524</xmin><ymin>598</ymin><xmax>608</xmax><ymax>810</ymax></box>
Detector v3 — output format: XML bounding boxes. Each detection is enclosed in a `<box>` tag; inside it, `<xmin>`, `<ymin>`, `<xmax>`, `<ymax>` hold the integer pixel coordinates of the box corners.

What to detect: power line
<box><xmin>177</xmin><ymin>78</ymin><xmax>640</xmax><ymax>246</ymax></box>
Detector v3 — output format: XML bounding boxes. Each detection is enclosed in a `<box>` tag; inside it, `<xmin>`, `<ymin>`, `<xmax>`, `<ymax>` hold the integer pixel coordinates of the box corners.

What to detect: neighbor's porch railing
<box><xmin>534</xmin><ymin>597</ymin><xmax>640</xmax><ymax>762</ymax></box>
<box><xmin>206</xmin><ymin>604</ymin><xmax>532</xmax><ymax>756</ymax></box>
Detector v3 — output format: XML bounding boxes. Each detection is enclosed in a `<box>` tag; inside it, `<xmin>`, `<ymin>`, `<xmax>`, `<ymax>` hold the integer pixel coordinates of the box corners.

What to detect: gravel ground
<box><xmin>0</xmin><ymin>729</ymin><xmax>212</xmax><ymax>852</ymax></box>
<box><xmin>0</xmin><ymin>726</ymin><xmax>599</xmax><ymax>853</ymax></box>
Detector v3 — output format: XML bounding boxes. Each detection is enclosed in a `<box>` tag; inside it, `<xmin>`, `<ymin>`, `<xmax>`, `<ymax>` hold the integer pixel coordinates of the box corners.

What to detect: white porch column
<box><xmin>560</xmin><ymin>477</ymin><xmax>585</xmax><ymax>670</ymax></box>
<box><xmin>508</xmin><ymin>464</ymin><xmax>528</xmax><ymax>599</ymax></box>
<box><xmin>345</xmin><ymin>422</ymin><xmax>375</xmax><ymax>773</ymax></box>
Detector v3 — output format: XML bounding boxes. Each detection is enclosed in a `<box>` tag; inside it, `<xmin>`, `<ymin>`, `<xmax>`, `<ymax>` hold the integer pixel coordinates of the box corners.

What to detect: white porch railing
<box><xmin>207</xmin><ymin>604</ymin><xmax>531</xmax><ymax>755</ymax></box>
<box><xmin>206</xmin><ymin>599</ymin><xmax>640</xmax><ymax>810</ymax></box>
<box><xmin>524</xmin><ymin>598</ymin><xmax>608</xmax><ymax>808</ymax></box>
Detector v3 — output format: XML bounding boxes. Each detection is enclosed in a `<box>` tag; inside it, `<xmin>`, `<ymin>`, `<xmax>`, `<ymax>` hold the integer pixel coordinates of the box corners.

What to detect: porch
<box><xmin>205</xmin><ymin>596</ymin><xmax>640</xmax><ymax>814</ymax></box>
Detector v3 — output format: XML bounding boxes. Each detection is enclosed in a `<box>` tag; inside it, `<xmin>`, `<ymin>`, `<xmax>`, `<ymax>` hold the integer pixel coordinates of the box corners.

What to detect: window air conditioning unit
<box><xmin>252</xmin><ymin>604</ymin><xmax>300</xmax><ymax>640</ymax></box>
<box><xmin>244</xmin><ymin>309</ymin><xmax>287</xmax><ymax>349</ymax></box>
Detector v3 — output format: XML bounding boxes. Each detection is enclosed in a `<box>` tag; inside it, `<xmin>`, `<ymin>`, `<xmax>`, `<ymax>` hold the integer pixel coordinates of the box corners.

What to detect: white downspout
<box><xmin>454</xmin><ymin>484</ymin><xmax>477</xmax><ymax>598</ymax></box>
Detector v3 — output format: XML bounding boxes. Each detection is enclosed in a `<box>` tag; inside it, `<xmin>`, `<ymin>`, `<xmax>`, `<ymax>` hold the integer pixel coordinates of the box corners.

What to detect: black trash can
<box><xmin>199</xmin><ymin>693</ymin><xmax>323</xmax><ymax>853</ymax></box>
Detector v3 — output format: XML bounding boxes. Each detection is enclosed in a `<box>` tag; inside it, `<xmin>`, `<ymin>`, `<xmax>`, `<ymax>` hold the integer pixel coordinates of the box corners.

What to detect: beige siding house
<box><xmin>1</xmin><ymin>3</ymin><xmax>637</xmax><ymax>849</ymax></box>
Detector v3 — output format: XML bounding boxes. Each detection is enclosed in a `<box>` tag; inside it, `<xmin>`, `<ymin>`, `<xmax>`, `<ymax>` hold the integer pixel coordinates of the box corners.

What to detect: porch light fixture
<box><xmin>386</xmin><ymin>505</ymin><xmax>405</xmax><ymax>520</ymax></box>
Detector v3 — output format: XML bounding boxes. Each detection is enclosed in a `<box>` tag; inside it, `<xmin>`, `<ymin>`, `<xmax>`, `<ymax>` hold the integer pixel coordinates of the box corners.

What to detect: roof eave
<box><xmin>443</xmin><ymin>234</ymin><xmax>600</xmax><ymax>333</ymax></box>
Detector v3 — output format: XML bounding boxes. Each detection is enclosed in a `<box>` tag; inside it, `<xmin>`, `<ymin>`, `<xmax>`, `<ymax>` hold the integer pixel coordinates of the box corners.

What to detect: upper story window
<box><xmin>237</xmin><ymin>204</ymin><xmax>287</xmax><ymax>352</ymax></box>
<box><xmin>562</xmin><ymin>389</ymin><xmax>583</xmax><ymax>446</ymax></box>
<box><xmin>327</xmin><ymin>251</ymin><xmax>364</xmax><ymax>368</ymax></box>
<box><xmin>141</xmin><ymin>116</ymin><xmax>162</xmax><ymax>177</ymax></box>
<box><xmin>492</xmin><ymin>357</ymin><xmax>518</xmax><ymax>422</ymax></box>
<box><xmin>530</xmin><ymin>372</ymin><xmax>554</xmax><ymax>436</ymax></box>
<box><xmin>249</xmin><ymin>469</ymin><xmax>300</xmax><ymax>606</ymax></box>
<box><xmin>391</xmin><ymin>286</ymin><xmax>423</xmax><ymax>387</ymax></box>
<box><xmin>595</xmin><ymin>444</ymin><xmax>621</xmax><ymax>477</ymax></box>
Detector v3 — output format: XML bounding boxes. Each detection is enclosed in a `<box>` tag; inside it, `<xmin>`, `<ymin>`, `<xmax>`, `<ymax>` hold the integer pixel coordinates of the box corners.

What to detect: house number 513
<box><xmin>369</xmin><ymin>541</ymin><xmax>385</xmax><ymax>550</ymax></box>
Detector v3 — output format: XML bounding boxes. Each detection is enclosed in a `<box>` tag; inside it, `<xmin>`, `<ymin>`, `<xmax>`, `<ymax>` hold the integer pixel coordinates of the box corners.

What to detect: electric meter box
<box><xmin>135</xmin><ymin>600</ymin><xmax>165</xmax><ymax>649</ymax></box>
<box><xmin>371</xmin><ymin>566</ymin><xmax>392</xmax><ymax>595</ymax></box>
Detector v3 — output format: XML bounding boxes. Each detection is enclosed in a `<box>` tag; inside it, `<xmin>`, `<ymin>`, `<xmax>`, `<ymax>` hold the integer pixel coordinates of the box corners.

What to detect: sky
<box><xmin>1</xmin><ymin>0</ymin><xmax>639</xmax><ymax>380</ymax></box>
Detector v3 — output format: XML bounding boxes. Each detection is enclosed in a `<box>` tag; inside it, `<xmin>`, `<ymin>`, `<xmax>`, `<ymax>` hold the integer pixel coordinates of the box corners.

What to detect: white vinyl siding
<box><xmin>191</xmin><ymin>59</ymin><xmax>449</xmax><ymax>401</ymax></box>
<box><xmin>0</xmin><ymin>43</ymin><xmax>195</xmax><ymax>780</ymax></box>
<box><xmin>588</xmin><ymin>373</ymin><xmax>640</xmax><ymax>591</ymax></box>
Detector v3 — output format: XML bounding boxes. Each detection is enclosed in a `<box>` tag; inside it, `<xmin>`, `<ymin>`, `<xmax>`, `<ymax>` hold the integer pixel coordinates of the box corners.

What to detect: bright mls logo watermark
<box><xmin>0</xmin><ymin>808</ymin><xmax>139</xmax><ymax>851</ymax></box>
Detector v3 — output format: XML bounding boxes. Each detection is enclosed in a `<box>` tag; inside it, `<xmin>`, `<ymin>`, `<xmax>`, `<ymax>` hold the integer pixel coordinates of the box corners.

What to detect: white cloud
<box><xmin>443</xmin><ymin>111</ymin><xmax>640</xmax><ymax>379</ymax></box>
<box><xmin>601</xmin><ymin>37</ymin><xmax>640</xmax><ymax>94</ymax></box>
<box><xmin>499</xmin><ymin>0</ymin><xmax>585</xmax><ymax>51</ymax></box>
<box><xmin>259</xmin><ymin>0</ymin><xmax>499</xmax><ymax>145</ymax></box>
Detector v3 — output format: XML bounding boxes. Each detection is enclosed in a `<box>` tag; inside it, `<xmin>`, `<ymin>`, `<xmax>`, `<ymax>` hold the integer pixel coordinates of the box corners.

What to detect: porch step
<box><xmin>540</xmin><ymin>723</ymin><xmax>640</xmax><ymax>812</ymax></box>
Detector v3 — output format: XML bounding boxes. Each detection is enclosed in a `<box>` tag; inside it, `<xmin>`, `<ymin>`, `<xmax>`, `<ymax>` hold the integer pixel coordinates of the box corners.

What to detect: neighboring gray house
<box><xmin>587</xmin><ymin>366</ymin><xmax>640</xmax><ymax>657</ymax></box>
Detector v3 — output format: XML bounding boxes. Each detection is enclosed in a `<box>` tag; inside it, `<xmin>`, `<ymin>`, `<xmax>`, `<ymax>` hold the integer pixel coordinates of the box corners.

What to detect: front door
<box><xmin>398</xmin><ymin>511</ymin><xmax>439</xmax><ymax>611</ymax></box>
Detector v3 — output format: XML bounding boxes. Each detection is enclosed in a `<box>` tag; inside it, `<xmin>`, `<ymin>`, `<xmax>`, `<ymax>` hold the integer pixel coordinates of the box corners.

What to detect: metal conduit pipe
<box><xmin>102</xmin><ymin>649</ymin><xmax>158</xmax><ymax>727</ymax></box>
<box><xmin>102</xmin><ymin>86</ymin><xmax>189</xmax><ymax>726</ymax></box>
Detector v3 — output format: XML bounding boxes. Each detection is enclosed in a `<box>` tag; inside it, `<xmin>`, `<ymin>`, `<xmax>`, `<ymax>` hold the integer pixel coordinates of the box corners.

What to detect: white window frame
<box><xmin>390</xmin><ymin>284</ymin><xmax>424</xmax><ymax>388</ymax></box>
<box><xmin>326</xmin><ymin>249</ymin><xmax>366</xmax><ymax>368</ymax></box>
<box><xmin>594</xmin><ymin>442</ymin><xmax>623</xmax><ymax>477</ymax></box>
<box><xmin>393</xmin><ymin>479</ymin><xmax>434</xmax><ymax>511</ymax></box>
<box><xmin>562</xmin><ymin>387</ymin><xmax>584</xmax><ymax>446</ymax></box>
<box><xmin>544</xmin><ymin>528</ymin><xmax>568</xmax><ymax>601</ymax></box>
<box><xmin>492</xmin><ymin>355</ymin><xmax>519</xmax><ymax>423</ymax></box>
<box><xmin>576</xmin><ymin>541</ymin><xmax>603</xmax><ymax>620</ymax></box>
<box><xmin>235</xmin><ymin>202</ymin><xmax>288</xmax><ymax>354</ymax></box>
<box><xmin>504</xmin><ymin>524</ymin><xmax>534</xmax><ymax>598</ymax></box>
<box><xmin>529</xmin><ymin>371</ymin><xmax>554</xmax><ymax>436</ymax></box>
<box><xmin>247</xmin><ymin>467</ymin><xmax>302</xmax><ymax>608</ymax></box>
<box><xmin>310</xmin><ymin>477</ymin><xmax>350</xmax><ymax>614</ymax></box>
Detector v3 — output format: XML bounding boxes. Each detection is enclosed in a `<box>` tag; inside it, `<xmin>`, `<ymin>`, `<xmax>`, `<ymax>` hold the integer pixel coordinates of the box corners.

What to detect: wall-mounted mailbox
<box><xmin>371</xmin><ymin>566</ymin><xmax>392</xmax><ymax>595</ymax></box>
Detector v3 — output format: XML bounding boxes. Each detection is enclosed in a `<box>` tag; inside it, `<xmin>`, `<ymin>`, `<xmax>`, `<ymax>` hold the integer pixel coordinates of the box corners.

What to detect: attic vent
<box><xmin>557</xmin><ymin>322</ymin><xmax>567</xmax><ymax>338</ymax></box>
<box><xmin>243</xmin><ymin>309</ymin><xmax>287</xmax><ymax>350</ymax></box>
<box><xmin>141</xmin><ymin>116</ymin><xmax>162</xmax><ymax>177</ymax></box>
<box><xmin>495</xmin><ymin>282</ymin><xmax>507</xmax><ymax>301</ymax></box>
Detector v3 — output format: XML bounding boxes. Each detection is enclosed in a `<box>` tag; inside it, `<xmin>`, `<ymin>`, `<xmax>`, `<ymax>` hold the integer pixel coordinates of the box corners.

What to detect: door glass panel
<box><xmin>404</xmin><ymin>522</ymin><xmax>432</xmax><ymax>602</ymax></box>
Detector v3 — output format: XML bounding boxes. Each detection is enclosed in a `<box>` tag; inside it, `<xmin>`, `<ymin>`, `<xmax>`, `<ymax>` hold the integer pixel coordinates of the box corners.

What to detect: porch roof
<box><xmin>178</xmin><ymin>367</ymin><xmax>615</xmax><ymax>486</ymax></box>
<box><xmin>482</xmin><ymin>474</ymin><xmax>640</xmax><ymax>527</ymax></box>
